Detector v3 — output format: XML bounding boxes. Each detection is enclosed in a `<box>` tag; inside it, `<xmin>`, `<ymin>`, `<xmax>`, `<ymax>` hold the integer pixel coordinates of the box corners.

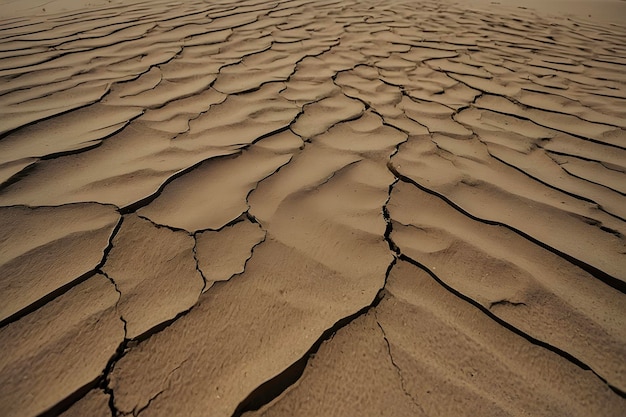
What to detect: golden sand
<box><xmin>0</xmin><ymin>0</ymin><xmax>625</xmax><ymax>416</ymax></box>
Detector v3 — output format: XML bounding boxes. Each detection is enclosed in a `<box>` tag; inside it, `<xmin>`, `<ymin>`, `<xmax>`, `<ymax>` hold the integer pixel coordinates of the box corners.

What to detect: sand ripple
<box><xmin>0</xmin><ymin>0</ymin><xmax>625</xmax><ymax>416</ymax></box>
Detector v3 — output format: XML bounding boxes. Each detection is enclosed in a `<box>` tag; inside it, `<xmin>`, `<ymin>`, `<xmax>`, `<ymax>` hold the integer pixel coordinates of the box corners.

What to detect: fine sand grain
<box><xmin>0</xmin><ymin>0</ymin><xmax>625</xmax><ymax>416</ymax></box>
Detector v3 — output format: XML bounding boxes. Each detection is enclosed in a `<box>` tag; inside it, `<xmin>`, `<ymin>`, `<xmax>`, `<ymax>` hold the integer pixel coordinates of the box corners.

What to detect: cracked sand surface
<box><xmin>0</xmin><ymin>0</ymin><xmax>625</xmax><ymax>416</ymax></box>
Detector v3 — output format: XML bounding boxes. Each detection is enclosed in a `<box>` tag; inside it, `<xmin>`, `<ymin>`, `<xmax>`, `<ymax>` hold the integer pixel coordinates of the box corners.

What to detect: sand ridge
<box><xmin>0</xmin><ymin>0</ymin><xmax>625</xmax><ymax>416</ymax></box>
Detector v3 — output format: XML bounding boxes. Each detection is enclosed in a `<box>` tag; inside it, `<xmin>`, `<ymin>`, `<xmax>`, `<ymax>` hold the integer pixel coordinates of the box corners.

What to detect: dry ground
<box><xmin>0</xmin><ymin>1</ymin><xmax>625</xmax><ymax>416</ymax></box>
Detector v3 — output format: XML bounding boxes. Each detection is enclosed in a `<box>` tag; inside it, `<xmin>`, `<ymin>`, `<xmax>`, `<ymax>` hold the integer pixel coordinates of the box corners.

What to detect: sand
<box><xmin>0</xmin><ymin>0</ymin><xmax>624</xmax><ymax>416</ymax></box>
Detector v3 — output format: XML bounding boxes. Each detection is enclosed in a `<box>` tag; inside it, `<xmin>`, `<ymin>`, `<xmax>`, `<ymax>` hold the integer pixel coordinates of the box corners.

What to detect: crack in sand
<box><xmin>388</xmin><ymin>163</ymin><xmax>626</xmax><ymax>294</ymax></box>
<box><xmin>230</xmin><ymin>260</ymin><xmax>399</xmax><ymax>417</ymax></box>
<box><xmin>229</xmin><ymin>124</ymin><xmax>404</xmax><ymax>415</ymax></box>
<box><xmin>192</xmin><ymin>236</ymin><xmax>209</xmax><ymax>292</ymax></box>
<box><xmin>0</xmin><ymin>208</ymin><xmax>122</xmax><ymax>328</ymax></box>
<box><xmin>375</xmin><ymin>316</ymin><xmax>428</xmax><ymax>416</ymax></box>
<box><xmin>397</xmin><ymin>251</ymin><xmax>625</xmax><ymax>398</ymax></box>
<box><xmin>1</xmin><ymin>0</ymin><xmax>625</xmax><ymax>415</ymax></box>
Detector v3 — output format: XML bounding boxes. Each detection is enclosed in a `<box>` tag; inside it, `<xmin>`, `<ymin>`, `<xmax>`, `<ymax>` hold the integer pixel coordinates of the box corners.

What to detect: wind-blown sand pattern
<box><xmin>0</xmin><ymin>0</ymin><xmax>625</xmax><ymax>416</ymax></box>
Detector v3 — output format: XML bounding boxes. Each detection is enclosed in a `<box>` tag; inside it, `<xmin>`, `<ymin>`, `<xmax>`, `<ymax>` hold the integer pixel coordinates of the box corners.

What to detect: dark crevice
<box><xmin>489</xmin><ymin>299</ymin><xmax>527</xmax><ymax>309</ymax></box>
<box><xmin>193</xmin><ymin>219</ymin><xmax>268</xmax><ymax>295</ymax></box>
<box><xmin>134</xmin><ymin>138</ymin><xmax>294</xmax><ymax>236</ymax></box>
<box><xmin>245</xmin><ymin>211</ymin><xmax>261</xmax><ymax>225</ymax></box>
<box><xmin>101</xmin><ymin>339</ymin><xmax>129</xmax><ymax>417</ymax></box>
<box><xmin>464</xmin><ymin>134</ymin><xmax>626</xmax><ymax>223</ymax></box>
<box><xmin>128</xmin><ymin>306</ymin><xmax>192</xmax><ymax>345</ymax></box>
<box><xmin>119</xmin><ymin>151</ymin><xmax>241</xmax><ymax>214</ymax></box>
<box><xmin>397</xmin><ymin>252</ymin><xmax>626</xmax><ymax>399</ymax></box>
<box><xmin>0</xmin><ymin>270</ymin><xmax>99</xmax><ymax>329</ymax></box>
<box><xmin>231</xmin><ymin>260</ymin><xmax>397</xmax><ymax>417</ymax></box>
<box><xmin>135</xmin><ymin>213</ymin><xmax>192</xmax><ymax>235</ymax></box>
<box><xmin>175</xmin><ymin>88</ymin><xmax>229</xmax><ymax>136</ymax></box>
<box><xmin>543</xmin><ymin>148</ymin><xmax>626</xmax><ymax>173</ymax></box>
<box><xmin>0</xmin><ymin>93</ymin><xmax>109</xmax><ymax>140</ymax></box>
<box><xmin>599</xmin><ymin>225</ymin><xmax>622</xmax><ymax>238</ymax></box>
<box><xmin>130</xmin><ymin>227</ymin><xmax>269</xmax><ymax>348</ymax></box>
<box><xmin>513</xmin><ymin>96</ymin><xmax>626</xmax><ymax>131</ymax></box>
<box><xmin>0</xmin><ymin>215</ymin><xmax>123</xmax><ymax>329</ymax></box>
<box><xmin>0</xmin><ymin>200</ymin><xmax>121</xmax><ymax>210</ymax></box>
<box><xmin>99</xmin><ymin>235</ymin><xmax>129</xmax><ymax>417</ymax></box>
<box><xmin>474</xmin><ymin>97</ymin><xmax>626</xmax><ymax>151</ymax></box>
<box><xmin>388</xmin><ymin>164</ymin><xmax>626</xmax><ymax>294</ymax></box>
<box><xmin>558</xmin><ymin>165</ymin><xmax>626</xmax><ymax>197</ymax></box>
<box><xmin>249</xmin><ymin>125</ymin><xmax>293</xmax><ymax>145</ymax></box>
<box><xmin>4</xmin><ymin>1</ymin><xmax>626</xmax><ymax>416</ymax></box>
<box><xmin>122</xmin><ymin>210</ymin><xmax>269</xmax><ymax>350</ymax></box>
<box><xmin>34</xmin><ymin>380</ymin><xmax>103</xmax><ymax>417</ymax></box>
<box><xmin>33</xmin><ymin>112</ymin><xmax>143</xmax><ymax>159</ymax></box>
<box><xmin>198</xmin><ymin>213</ymin><xmax>249</xmax><ymax>234</ymax></box>
<box><xmin>38</xmin><ymin>140</ymin><xmax>105</xmax><ymax>160</ymax></box>
<box><xmin>192</xmin><ymin>235</ymin><xmax>209</xmax><ymax>292</ymax></box>
<box><xmin>227</xmin><ymin>61</ymin><xmax>408</xmax><ymax>411</ymax></box>
<box><xmin>231</xmin><ymin>139</ymin><xmax>401</xmax><ymax>415</ymax></box>
<box><xmin>310</xmin><ymin>159</ymin><xmax>362</xmax><ymax>188</ymax></box>
<box><xmin>31</xmin><ymin>258</ymin><xmax>129</xmax><ymax>417</ymax></box>
<box><xmin>299</xmin><ymin>99</ymin><xmax>367</xmax><ymax>141</ymax></box>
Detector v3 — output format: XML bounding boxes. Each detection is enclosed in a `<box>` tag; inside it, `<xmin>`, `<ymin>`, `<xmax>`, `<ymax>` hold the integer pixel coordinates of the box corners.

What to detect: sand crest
<box><xmin>0</xmin><ymin>0</ymin><xmax>625</xmax><ymax>416</ymax></box>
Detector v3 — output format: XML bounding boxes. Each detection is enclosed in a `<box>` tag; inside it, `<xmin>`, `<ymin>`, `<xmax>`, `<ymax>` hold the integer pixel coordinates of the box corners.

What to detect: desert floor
<box><xmin>0</xmin><ymin>0</ymin><xmax>625</xmax><ymax>416</ymax></box>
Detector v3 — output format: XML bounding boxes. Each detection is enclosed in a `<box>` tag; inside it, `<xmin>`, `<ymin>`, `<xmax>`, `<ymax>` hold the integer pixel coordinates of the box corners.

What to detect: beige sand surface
<box><xmin>0</xmin><ymin>0</ymin><xmax>625</xmax><ymax>416</ymax></box>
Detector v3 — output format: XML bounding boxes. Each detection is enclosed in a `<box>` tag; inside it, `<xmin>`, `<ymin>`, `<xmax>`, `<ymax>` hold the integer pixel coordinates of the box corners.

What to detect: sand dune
<box><xmin>0</xmin><ymin>0</ymin><xmax>625</xmax><ymax>416</ymax></box>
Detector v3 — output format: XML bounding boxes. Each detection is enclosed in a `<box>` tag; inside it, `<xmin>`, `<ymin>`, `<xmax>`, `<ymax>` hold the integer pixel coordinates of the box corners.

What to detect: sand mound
<box><xmin>0</xmin><ymin>0</ymin><xmax>624</xmax><ymax>416</ymax></box>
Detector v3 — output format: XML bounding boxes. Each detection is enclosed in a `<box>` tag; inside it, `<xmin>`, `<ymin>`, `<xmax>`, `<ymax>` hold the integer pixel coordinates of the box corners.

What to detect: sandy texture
<box><xmin>0</xmin><ymin>274</ymin><xmax>124</xmax><ymax>417</ymax></box>
<box><xmin>101</xmin><ymin>214</ymin><xmax>204</xmax><ymax>340</ymax></box>
<box><xmin>249</xmin><ymin>261</ymin><xmax>623</xmax><ymax>417</ymax></box>
<box><xmin>0</xmin><ymin>203</ymin><xmax>120</xmax><ymax>324</ymax></box>
<box><xmin>0</xmin><ymin>0</ymin><xmax>625</xmax><ymax>416</ymax></box>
